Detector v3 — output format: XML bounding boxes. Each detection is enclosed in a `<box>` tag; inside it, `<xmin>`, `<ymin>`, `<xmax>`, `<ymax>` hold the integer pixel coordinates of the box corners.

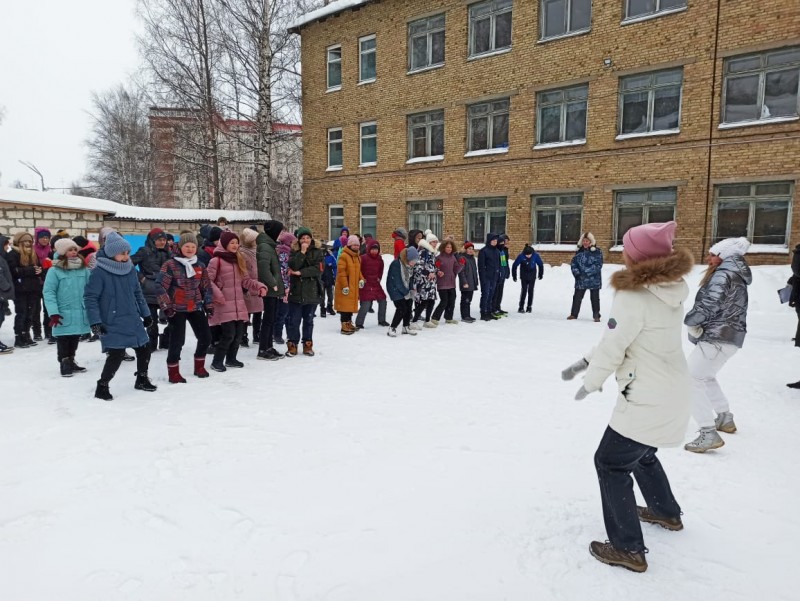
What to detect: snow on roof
<box><xmin>288</xmin><ymin>0</ymin><xmax>375</xmax><ymax>33</ymax></box>
<box><xmin>0</xmin><ymin>187</ymin><xmax>270</xmax><ymax>223</ymax></box>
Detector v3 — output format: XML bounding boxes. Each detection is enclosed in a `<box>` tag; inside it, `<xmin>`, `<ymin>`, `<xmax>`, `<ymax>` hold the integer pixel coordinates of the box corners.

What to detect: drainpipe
<box><xmin>702</xmin><ymin>0</ymin><xmax>723</xmax><ymax>257</ymax></box>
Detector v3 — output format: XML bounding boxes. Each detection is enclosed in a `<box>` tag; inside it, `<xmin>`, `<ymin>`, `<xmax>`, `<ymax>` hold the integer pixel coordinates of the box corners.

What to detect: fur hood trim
<box><xmin>611</xmin><ymin>247</ymin><xmax>694</xmax><ymax>291</ymax></box>
<box><xmin>417</xmin><ymin>238</ymin><xmax>438</xmax><ymax>255</ymax></box>
<box><xmin>290</xmin><ymin>238</ymin><xmax>321</xmax><ymax>252</ymax></box>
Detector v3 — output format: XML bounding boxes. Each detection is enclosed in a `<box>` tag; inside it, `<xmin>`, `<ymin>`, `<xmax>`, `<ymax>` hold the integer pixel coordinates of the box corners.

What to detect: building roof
<box><xmin>288</xmin><ymin>0</ymin><xmax>376</xmax><ymax>33</ymax></box>
<box><xmin>0</xmin><ymin>187</ymin><xmax>270</xmax><ymax>223</ymax></box>
<box><xmin>148</xmin><ymin>108</ymin><xmax>302</xmax><ymax>136</ymax></box>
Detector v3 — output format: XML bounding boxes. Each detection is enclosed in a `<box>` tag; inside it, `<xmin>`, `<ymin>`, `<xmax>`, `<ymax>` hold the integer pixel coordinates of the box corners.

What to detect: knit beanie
<box><xmin>220</xmin><ymin>231</ymin><xmax>240</xmax><ymax>250</ymax></box>
<box><xmin>36</xmin><ymin>228</ymin><xmax>52</xmax><ymax>240</ymax></box>
<box><xmin>104</xmin><ymin>232</ymin><xmax>131</xmax><ymax>257</ymax></box>
<box><xmin>463</xmin><ymin>241</ymin><xmax>475</xmax><ymax>250</ymax></box>
<box><xmin>149</xmin><ymin>227</ymin><xmax>167</xmax><ymax>241</ymax></box>
<box><xmin>278</xmin><ymin>231</ymin><xmax>297</xmax><ymax>247</ymax></box>
<box><xmin>709</xmin><ymin>237</ymin><xmax>751</xmax><ymax>260</ymax></box>
<box><xmin>178</xmin><ymin>232</ymin><xmax>198</xmax><ymax>250</ymax></box>
<box><xmin>99</xmin><ymin>226</ymin><xmax>116</xmax><ymax>247</ymax></box>
<box><xmin>72</xmin><ymin>235</ymin><xmax>89</xmax><ymax>249</ymax></box>
<box><xmin>54</xmin><ymin>238</ymin><xmax>78</xmax><ymax>257</ymax></box>
<box><xmin>425</xmin><ymin>229</ymin><xmax>439</xmax><ymax>243</ymax></box>
<box><xmin>295</xmin><ymin>226</ymin><xmax>312</xmax><ymax>239</ymax></box>
<box><xmin>13</xmin><ymin>232</ymin><xmax>33</xmax><ymax>246</ymax></box>
<box><xmin>263</xmin><ymin>220</ymin><xmax>284</xmax><ymax>242</ymax></box>
<box><xmin>393</xmin><ymin>227</ymin><xmax>408</xmax><ymax>240</ymax></box>
<box><xmin>406</xmin><ymin>247</ymin><xmax>419</xmax><ymax>262</ymax></box>
<box><xmin>240</xmin><ymin>227</ymin><xmax>259</xmax><ymax>247</ymax></box>
<box><xmin>623</xmin><ymin>221</ymin><xmax>677</xmax><ymax>263</ymax></box>
<box><xmin>347</xmin><ymin>234</ymin><xmax>360</xmax><ymax>247</ymax></box>
<box><xmin>208</xmin><ymin>226</ymin><xmax>223</xmax><ymax>244</ymax></box>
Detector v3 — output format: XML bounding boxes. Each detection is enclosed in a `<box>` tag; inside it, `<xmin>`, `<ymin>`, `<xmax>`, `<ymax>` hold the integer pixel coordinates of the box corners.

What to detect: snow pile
<box><xmin>289</xmin><ymin>0</ymin><xmax>374</xmax><ymax>32</ymax></box>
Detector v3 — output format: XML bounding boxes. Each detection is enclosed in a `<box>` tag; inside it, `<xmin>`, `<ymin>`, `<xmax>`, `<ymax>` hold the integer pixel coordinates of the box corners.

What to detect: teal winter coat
<box><xmin>43</xmin><ymin>264</ymin><xmax>92</xmax><ymax>336</ymax></box>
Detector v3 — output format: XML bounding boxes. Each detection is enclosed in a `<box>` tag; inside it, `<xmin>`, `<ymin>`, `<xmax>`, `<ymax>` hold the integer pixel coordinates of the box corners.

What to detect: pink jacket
<box><xmin>240</xmin><ymin>246</ymin><xmax>264</xmax><ymax>314</ymax></box>
<box><xmin>207</xmin><ymin>254</ymin><xmax>266</xmax><ymax>326</ymax></box>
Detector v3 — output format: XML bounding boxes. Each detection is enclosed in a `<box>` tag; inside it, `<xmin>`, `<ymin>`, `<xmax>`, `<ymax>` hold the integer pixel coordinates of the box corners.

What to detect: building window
<box><xmin>722</xmin><ymin>47</ymin><xmax>800</xmax><ymax>125</ymax></box>
<box><xmin>329</xmin><ymin>205</ymin><xmax>344</xmax><ymax>241</ymax></box>
<box><xmin>360</xmin><ymin>122</ymin><xmax>377</xmax><ymax>166</ymax></box>
<box><xmin>360</xmin><ymin>204</ymin><xmax>378</xmax><ymax>238</ymax></box>
<box><xmin>327</xmin><ymin>128</ymin><xmax>343</xmax><ymax>169</ymax></box>
<box><xmin>468</xmin><ymin>99</ymin><xmax>510</xmax><ymax>152</ymax></box>
<box><xmin>469</xmin><ymin>0</ymin><xmax>512</xmax><ymax>58</ymax></box>
<box><xmin>625</xmin><ymin>0</ymin><xmax>687</xmax><ymax>20</ymax></box>
<box><xmin>615</xmin><ymin>188</ymin><xmax>677</xmax><ymax>246</ymax></box>
<box><xmin>409</xmin><ymin>14</ymin><xmax>445</xmax><ymax>71</ymax></box>
<box><xmin>359</xmin><ymin>35</ymin><xmax>376</xmax><ymax>83</ymax></box>
<box><xmin>327</xmin><ymin>45</ymin><xmax>342</xmax><ymax>91</ymax></box>
<box><xmin>465</xmin><ymin>197</ymin><xmax>507</xmax><ymax>242</ymax></box>
<box><xmin>714</xmin><ymin>182</ymin><xmax>793</xmax><ymax>246</ymax></box>
<box><xmin>541</xmin><ymin>0</ymin><xmax>591</xmax><ymax>40</ymax></box>
<box><xmin>408</xmin><ymin>200</ymin><xmax>443</xmax><ymax>233</ymax></box>
<box><xmin>533</xmin><ymin>194</ymin><xmax>583</xmax><ymax>244</ymax></box>
<box><xmin>408</xmin><ymin>110</ymin><xmax>444</xmax><ymax>159</ymax></box>
<box><xmin>536</xmin><ymin>84</ymin><xmax>588</xmax><ymax>145</ymax></box>
<box><xmin>619</xmin><ymin>68</ymin><xmax>683</xmax><ymax>136</ymax></box>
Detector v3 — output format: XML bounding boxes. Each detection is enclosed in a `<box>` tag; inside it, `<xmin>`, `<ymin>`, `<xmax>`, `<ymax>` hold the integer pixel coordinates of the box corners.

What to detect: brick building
<box><xmin>290</xmin><ymin>0</ymin><xmax>800</xmax><ymax>264</ymax></box>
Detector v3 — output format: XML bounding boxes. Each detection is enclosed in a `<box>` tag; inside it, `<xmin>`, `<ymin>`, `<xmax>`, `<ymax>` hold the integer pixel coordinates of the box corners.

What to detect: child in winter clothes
<box><xmin>43</xmin><ymin>238</ymin><xmax>92</xmax><ymax>377</ymax></box>
<box><xmin>457</xmin><ymin>242</ymin><xmax>479</xmax><ymax>323</ymax></box>
<box><xmin>492</xmin><ymin>234</ymin><xmax>511</xmax><ymax>315</ymax></box>
<box><xmin>332</xmin><ymin>226</ymin><xmax>350</xmax><ymax>257</ymax></box>
<box><xmin>255</xmin><ymin>219</ymin><xmax>284</xmax><ymax>361</ymax></box>
<box><xmin>274</xmin><ymin>230</ymin><xmax>296</xmax><ymax>344</ymax></box>
<box><xmin>286</xmin><ymin>227</ymin><xmax>324</xmax><ymax>356</ymax></box>
<box><xmin>319</xmin><ymin>244</ymin><xmax>337</xmax><ymax>318</ymax></box>
<box><xmin>0</xmin><ymin>236</ymin><xmax>14</xmax><ymax>353</ymax></box>
<box><xmin>569</xmin><ymin>232</ymin><xmax>603</xmax><ymax>321</ymax></box>
<box><xmin>335</xmin><ymin>235</ymin><xmax>364</xmax><ymax>335</ymax></box>
<box><xmin>477</xmin><ymin>234</ymin><xmax>501</xmax><ymax>321</ymax></box>
<box><xmin>563</xmin><ymin>221</ymin><xmax>693</xmax><ymax>573</ymax></box>
<box><xmin>32</xmin><ymin>228</ymin><xmax>54</xmax><ymax>342</ymax></box>
<box><xmin>7</xmin><ymin>231</ymin><xmax>43</xmax><ymax>348</ymax></box>
<box><xmin>411</xmin><ymin>230</ymin><xmax>439</xmax><ymax>328</ymax></box>
<box><xmin>84</xmin><ymin>232</ymin><xmax>157</xmax><ymax>400</ymax></box>
<box><xmin>208</xmin><ymin>231</ymin><xmax>268</xmax><ymax>371</ymax></box>
<box><xmin>431</xmin><ymin>239</ymin><xmax>463</xmax><ymax>325</ymax></box>
<box><xmin>355</xmin><ymin>239</ymin><xmax>388</xmax><ymax>328</ymax></box>
<box><xmin>239</xmin><ymin>227</ymin><xmax>264</xmax><ymax>348</ymax></box>
<box><xmin>158</xmin><ymin>233</ymin><xmax>213</xmax><ymax>383</ymax></box>
<box><xmin>392</xmin><ymin>228</ymin><xmax>408</xmax><ymax>259</ymax></box>
<box><xmin>131</xmin><ymin>227</ymin><xmax>173</xmax><ymax>350</ymax></box>
<box><xmin>386</xmin><ymin>247</ymin><xmax>419</xmax><ymax>337</ymax></box>
<box><xmin>512</xmin><ymin>245</ymin><xmax>544</xmax><ymax>313</ymax></box>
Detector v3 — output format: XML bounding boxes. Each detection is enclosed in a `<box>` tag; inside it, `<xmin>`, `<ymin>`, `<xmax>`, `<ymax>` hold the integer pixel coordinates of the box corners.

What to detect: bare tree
<box><xmin>69</xmin><ymin>181</ymin><xmax>93</xmax><ymax>197</ymax></box>
<box><xmin>85</xmin><ymin>84</ymin><xmax>154</xmax><ymax>206</ymax></box>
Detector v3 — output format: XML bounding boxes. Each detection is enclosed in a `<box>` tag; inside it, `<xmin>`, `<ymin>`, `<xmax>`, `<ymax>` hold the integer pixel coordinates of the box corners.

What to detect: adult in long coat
<box><xmin>335</xmin><ymin>236</ymin><xmax>364</xmax><ymax>334</ymax></box>
<box><xmin>131</xmin><ymin>228</ymin><xmax>173</xmax><ymax>349</ymax></box>
<box><xmin>240</xmin><ymin>227</ymin><xmax>264</xmax><ymax>348</ymax></box>
<box><xmin>569</xmin><ymin>232</ymin><xmax>603</xmax><ymax>321</ymax></box>
<box><xmin>0</xmin><ymin>235</ymin><xmax>15</xmax><ymax>353</ymax></box>
<box><xmin>286</xmin><ymin>227</ymin><xmax>324</xmax><ymax>355</ymax></box>
<box><xmin>256</xmin><ymin>220</ymin><xmax>284</xmax><ymax>357</ymax></box>
<box><xmin>355</xmin><ymin>239</ymin><xmax>388</xmax><ymax>328</ymax></box>
<box><xmin>7</xmin><ymin>231</ymin><xmax>43</xmax><ymax>346</ymax></box>
<box><xmin>477</xmin><ymin>233</ymin><xmax>500</xmax><ymax>320</ymax></box>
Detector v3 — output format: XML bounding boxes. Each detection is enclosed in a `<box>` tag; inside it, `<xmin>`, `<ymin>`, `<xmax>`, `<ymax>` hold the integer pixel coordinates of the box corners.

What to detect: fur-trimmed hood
<box><xmin>417</xmin><ymin>238</ymin><xmax>438</xmax><ymax>255</ymax></box>
<box><xmin>611</xmin><ymin>247</ymin><xmax>694</xmax><ymax>306</ymax></box>
<box><xmin>290</xmin><ymin>238</ymin><xmax>321</xmax><ymax>252</ymax></box>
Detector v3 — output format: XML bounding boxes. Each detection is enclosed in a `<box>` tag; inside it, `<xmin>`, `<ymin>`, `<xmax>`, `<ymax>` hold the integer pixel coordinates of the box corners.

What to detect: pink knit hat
<box><xmin>347</xmin><ymin>234</ymin><xmax>360</xmax><ymax>247</ymax></box>
<box><xmin>623</xmin><ymin>221</ymin><xmax>677</xmax><ymax>263</ymax></box>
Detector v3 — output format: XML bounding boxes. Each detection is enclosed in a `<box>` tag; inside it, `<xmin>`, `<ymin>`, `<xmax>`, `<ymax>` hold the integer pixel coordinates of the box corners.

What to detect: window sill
<box><xmin>615</xmin><ymin>129</ymin><xmax>680</xmax><ymax>141</ymax></box>
<box><xmin>326</xmin><ymin>166</ymin><xmax>343</xmax><ymax>172</ymax></box>
<box><xmin>718</xmin><ymin>116</ymin><xmax>799</xmax><ymax>130</ymax></box>
<box><xmin>467</xmin><ymin>47</ymin><xmax>512</xmax><ymax>62</ymax></box>
<box><xmin>609</xmin><ymin>245</ymin><xmax>624</xmax><ymax>253</ymax></box>
<box><xmin>533</xmin><ymin>244</ymin><xmax>577</xmax><ymax>252</ymax></box>
<box><xmin>621</xmin><ymin>6</ymin><xmax>688</xmax><ymax>25</ymax></box>
<box><xmin>326</xmin><ymin>86</ymin><xmax>341</xmax><ymax>93</ymax></box>
<box><xmin>537</xmin><ymin>28</ymin><xmax>591</xmax><ymax>44</ymax></box>
<box><xmin>407</xmin><ymin>63</ymin><xmax>444</xmax><ymax>76</ymax></box>
<box><xmin>534</xmin><ymin>139</ymin><xmax>586</xmax><ymax>150</ymax></box>
<box><xmin>464</xmin><ymin>148</ymin><xmax>509</xmax><ymax>158</ymax></box>
<box><xmin>359</xmin><ymin>162</ymin><xmax>377</xmax><ymax>168</ymax></box>
<box><xmin>406</xmin><ymin>155</ymin><xmax>444</xmax><ymax>164</ymax></box>
<box><xmin>358</xmin><ymin>78</ymin><xmax>376</xmax><ymax>86</ymax></box>
<box><xmin>747</xmin><ymin>244</ymin><xmax>789</xmax><ymax>254</ymax></box>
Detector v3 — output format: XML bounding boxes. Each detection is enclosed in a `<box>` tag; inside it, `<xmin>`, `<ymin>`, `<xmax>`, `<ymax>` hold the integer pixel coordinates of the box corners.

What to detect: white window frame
<box><xmin>360</xmin><ymin>203</ymin><xmax>378</xmax><ymax>238</ymax></box>
<box><xmin>468</xmin><ymin>0</ymin><xmax>513</xmax><ymax>59</ymax></box>
<box><xmin>327</xmin><ymin>127</ymin><xmax>343</xmax><ymax>170</ymax></box>
<box><xmin>408</xmin><ymin>13</ymin><xmax>446</xmax><ymax>72</ymax></box>
<box><xmin>408</xmin><ymin>200</ymin><xmax>444</xmax><ymax>233</ymax></box>
<box><xmin>532</xmin><ymin>194</ymin><xmax>584</xmax><ymax>245</ymax></box>
<box><xmin>536</xmin><ymin>84</ymin><xmax>589</xmax><ymax>146</ymax></box>
<box><xmin>713</xmin><ymin>182</ymin><xmax>794</xmax><ymax>247</ymax></box>
<box><xmin>407</xmin><ymin>110</ymin><xmax>445</xmax><ymax>160</ymax></box>
<box><xmin>326</xmin><ymin>44</ymin><xmax>342</xmax><ymax>91</ymax></box>
<box><xmin>329</xmin><ymin>205</ymin><xmax>345</xmax><ymax>241</ymax></box>
<box><xmin>540</xmin><ymin>0</ymin><xmax>592</xmax><ymax>41</ymax></box>
<box><xmin>613</xmin><ymin>188</ymin><xmax>677</xmax><ymax>246</ymax></box>
<box><xmin>359</xmin><ymin>34</ymin><xmax>377</xmax><ymax>84</ymax></box>
<box><xmin>359</xmin><ymin>121</ymin><xmax>377</xmax><ymax>167</ymax></box>
<box><xmin>464</xmin><ymin>197</ymin><xmax>507</xmax><ymax>243</ymax></box>
<box><xmin>624</xmin><ymin>0</ymin><xmax>687</xmax><ymax>22</ymax></box>
<box><xmin>618</xmin><ymin>68</ymin><xmax>683</xmax><ymax>137</ymax></box>
<box><xmin>467</xmin><ymin>98</ymin><xmax>510</xmax><ymax>153</ymax></box>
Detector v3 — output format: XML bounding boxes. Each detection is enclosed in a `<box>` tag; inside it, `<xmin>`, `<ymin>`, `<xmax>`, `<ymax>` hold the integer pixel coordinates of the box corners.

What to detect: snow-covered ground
<box><xmin>1</xmin><ymin>258</ymin><xmax>797</xmax><ymax>600</ymax></box>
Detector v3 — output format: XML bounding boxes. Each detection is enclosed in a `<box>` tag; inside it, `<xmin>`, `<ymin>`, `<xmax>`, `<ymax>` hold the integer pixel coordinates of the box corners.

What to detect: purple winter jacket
<box><xmin>434</xmin><ymin>251</ymin><xmax>463</xmax><ymax>290</ymax></box>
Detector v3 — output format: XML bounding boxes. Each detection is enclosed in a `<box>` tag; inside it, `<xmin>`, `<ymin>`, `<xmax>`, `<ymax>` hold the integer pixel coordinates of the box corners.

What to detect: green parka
<box><xmin>256</xmin><ymin>232</ymin><xmax>284</xmax><ymax>299</ymax></box>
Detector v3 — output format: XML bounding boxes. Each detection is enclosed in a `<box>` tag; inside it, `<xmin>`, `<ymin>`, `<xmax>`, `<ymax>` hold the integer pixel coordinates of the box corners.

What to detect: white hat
<box><xmin>709</xmin><ymin>237</ymin><xmax>750</xmax><ymax>260</ymax></box>
<box><xmin>425</xmin><ymin>229</ymin><xmax>439</xmax><ymax>243</ymax></box>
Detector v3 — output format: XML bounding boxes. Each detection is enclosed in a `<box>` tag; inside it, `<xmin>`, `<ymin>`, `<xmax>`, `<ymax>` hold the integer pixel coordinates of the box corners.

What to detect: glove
<box><xmin>48</xmin><ymin>314</ymin><xmax>63</xmax><ymax>327</ymax></box>
<box><xmin>165</xmin><ymin>307</ymin><xmax>176</xmax><ymax>319</ymax></box>
<box><xmin>574</xmin><ymin>386</ymin><xmax>591</xmax><ymax>401</ymax></box>
<box><xmin>343</xmin><ymin>287</ymin><xmax>350</xmax><ymax>295</ymax></box>
<box><xmin>687</xmin><ymin>325</ymin><xmax>703</xmax><ymax>339</ymax></box>
<box><xmin>358</xmin><ymin>279</ymin><xmax>365</xmax><ymax>289</ymax></box>
<box><xmin>561</xmin><ymin>357</ymin><xmax>589</xmax><ymax>381</ymax></box>
<box><xmin>205</xmin><ymin>305</ymin><xmax>215</xmax><ymax>317</ymax></box>
<box><xmin>143</xmin><ymin>316</ymin><xmax>154</xmax><ymax>328</ymax></box>
<box><xmin>91</xmin><ymin>323</ymin><xmax>107</xmax><ymax>336</ymax></box>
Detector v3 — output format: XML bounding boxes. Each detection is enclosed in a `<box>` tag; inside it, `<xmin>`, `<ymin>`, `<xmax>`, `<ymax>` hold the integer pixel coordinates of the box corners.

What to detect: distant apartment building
<box><xmin>290</xmin><ymin>0</ymin><xmax>800</xmax><ymax>263</ymax></box>
<box><xmin>149</xmin><ymin>108</ymin><xmax>303</xmax><ymax>223</ymax></box>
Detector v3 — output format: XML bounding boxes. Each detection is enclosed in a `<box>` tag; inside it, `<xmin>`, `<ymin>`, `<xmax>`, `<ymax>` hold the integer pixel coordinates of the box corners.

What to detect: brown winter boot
<box><xmin>340</xmin><ymin>322</ymin><xmax>354</xmax><ymax>335</ymax></box>
<box><xmin>193</xmin><ymin>356</ymin><xmax>209</xmax><ymax>378</ymax></box>
<box><xmin>167</xmin><ymin>362</ymin><xmax>187</xmax><ymax>384</ymax></box>
<box><xmin>303</xmin><ymin>341</ymin><xmax>314</xmax><ymax>356</ymax></box>
<box><xmin>589</xmin><ymin>541</ymin><xmax>647</xmax><ymax>573</ymax></box>
<box><xmin>286</xmin><ymin>341</ymin><xmax>298</xmax><ymax>356</ymax></box>
<box><xmin>637</xmin><ymin>506</ymin><xmax>683</xmax><ymax>531</ymax></box>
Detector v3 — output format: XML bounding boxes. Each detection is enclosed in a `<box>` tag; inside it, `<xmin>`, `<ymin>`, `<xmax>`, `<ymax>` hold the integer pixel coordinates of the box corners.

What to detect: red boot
<box><xmin>167</xmin><ymin>362</ymin><xmax>187</xmax><ymax>384</ymax></box>
<box><xmin>193</xmin><ymin>356</ymin><xmax>209</xmax><ymax>378</ymax></box>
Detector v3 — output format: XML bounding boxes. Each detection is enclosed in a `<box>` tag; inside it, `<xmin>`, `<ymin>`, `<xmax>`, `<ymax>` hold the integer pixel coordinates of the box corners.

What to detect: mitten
<box><xmin>343</xmin><ymin>287</ymin><xmax>350</xmax><ymax>295</ymax></box>
<box><xmin>561</xmin><ymin>357</ymin><xmax>589</xmax><ymax>381</ymax></box>
<box><xmin>358</xmin><ymin>279</ymin><xmax>365</xmax><ymax>289</ymax></box>
<box><xmin>574</xmin><ymin>386</ymin><xmax>590</xmax><ymax>401</ymax></box>
<box><xmin>91</xmin><ymin>323</ymin><xmax>107</xmax><ymax>336</ymax></box>
<box><xmin>143</xmin><ymin>316</ymin><xmax>154</xmax><ymax>328</ymax></box>
<box><xmin>48</xmin><ymin>314</ymin><xmax>63</xmax><ymax>328</ymax></box>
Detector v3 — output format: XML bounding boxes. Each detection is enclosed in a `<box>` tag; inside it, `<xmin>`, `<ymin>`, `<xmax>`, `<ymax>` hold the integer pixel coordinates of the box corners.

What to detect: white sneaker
<box><xmin>714</xmin><ymin>411</ymin><xmax>737</xmax><ymax>433</ymax></box>
<box><xmin>387</xmin><ymin>328</ymin><xmax>397</xmax><ymax>337</ymax></box>
<box><xmin>410</xmin><ymin>322</ymin><xmax>423</xmax><ymax>331</ymax></box>
<box><xmin>424</xmin><ymin>321</ymin><xmax>438</xmax><ymax>328</ymax></box>
<box><xmin>402</xmin><ymin>326</ymin><xmax>417</xmax><ymax>336</ymax></box>
<box><xmin>446</xmin><ymin>319</ymin><xmax>458</xmax><ymax>324</ymax></box>
<box><xmin>684</xmin><ymin>427</ymin><xmax>725</xmax><ymax>453</ymax></box>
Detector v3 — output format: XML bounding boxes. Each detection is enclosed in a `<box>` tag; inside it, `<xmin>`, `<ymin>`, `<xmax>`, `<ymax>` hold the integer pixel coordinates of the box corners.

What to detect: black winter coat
<box><xmin>131</xmin><ymin>240</ymin><xmax>173</xmax><ymax>304</ymax></box>
<box><xmin>478</xmin><ymin>234</ymin><xmax>501</xmax><ymax>285</ymax></box>
<box><xmin>6</xmin><ymin>249</ymin><xmax>43</xmax><ymax>295</ymax></box>
<box><xmin>0</xmin><ymin>252</ymin><xmax>14</xmax><ymax>302</ymax></box>
<box><xmin>457</xmin><ymin>252</ymin><xmax>479</xmax><ymax>292</ymax></box>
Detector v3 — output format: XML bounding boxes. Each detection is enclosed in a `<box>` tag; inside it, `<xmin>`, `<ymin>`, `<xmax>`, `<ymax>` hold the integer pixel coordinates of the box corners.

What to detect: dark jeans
<box><xmin>492</xmin><ymin>278</ymin><xmax>507</xmax><ymax>312</ymax></box>
<box><xmin>479</xmin><ymin>279</ymin><xmax>497</xmax><ymax>315</ymax></box>
<box><xmin>258</xmin><ymin>296</ymin><xmax>279</xmax><ymax>352</ymax></box>
<box><xmin>32</xmin><ymin>296</ymin><xmax>50</xmax><ymax>337</ymax></box>
<box><xmin>460</xmin><ymin>289</ymin><xmax>474</xmax><ymax>319</ymax></box>
<box><xmin>571</xmin><ymin>288</ymin><xmax>600</xmax><ymax>318</ymax></box>
<box><xmin>320</xmin><ymin>285</ymin><xmax>334</xmax><ymax>312</ymax></box>
<box><xmin>216</xmin><ymin>320</ymin><xmax>244</xmax><ymax>363</ymax></box>
<box><xmin>795</xmin><ymin>306</ymin><xmax>800</xmax><ymax>347</ymax></box>
<box><xmin>147</xmin><ymin>304</ymin><xmax>161</xmax><ymax>348</ymax></box>
<box><xmin>56</xmin><ymin>334</ymin><xmax>80</xmax><ymax>362</ymax></box>
<box><xmin>519</xmin><ymin>279</ymin><xmax>536</xmax><ymax>309</ymax></box>
<box><xmin>356</xmin><ymin>299</ymin><xmax>387</xmax><ymax>327</ymax></box>
<box><xmin>275</xmin><ymin>301</ymin><xmax>290</xmax><ymax>339</ymax></box>
<box><xmin>391</xmin><ymin>298</ymin><xmax>413</xmax><ymax>329</ymax></box>
<box><xmin>432</xmin><ymin>288</ymin><xmax>457</xmax><ymax>321</ymax></box>
<box><xmin>412</xmin><ymin>298</ymin><xmax>435</xmax><ymax>322</ymax></box>
<box><xmin>14</xmin><ymin>292</ymin><xmax>38</xmax><ymax>336</ymax></box>
<box><xmin>287</xmin><ymin>303</ymin><xmax>315</xmax><ymax>343</ymax></box>
<box><xmin>594</xmin><ymin>426</ymin><xmax>681</xmax><ymax>554</ymax></box>
<box><xmin>101</xmin><ymin>345</ymin><xmax>151</xmax><ymax>383</ymax></box>
<box><xmin>167</xmin><ymin>311</ymin><xmax>211</xmax><ymax>363</ymax></box>
<box><xmin>250</xmin><ymin>311</ymin><xmax>262</xmax><ymax>341</ymax></box>
<box><xmin>339</xmin><ymin>311</ymin><xmax>353</xmax><ymax>323</ymax></box>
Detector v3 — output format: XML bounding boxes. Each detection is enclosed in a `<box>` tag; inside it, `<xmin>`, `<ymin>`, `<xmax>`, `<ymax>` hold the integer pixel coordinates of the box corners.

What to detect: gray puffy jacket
<box><xmin>684</xmin><ymin>255</ymin><xmax>751</xmax><ymax>348</ymax></box>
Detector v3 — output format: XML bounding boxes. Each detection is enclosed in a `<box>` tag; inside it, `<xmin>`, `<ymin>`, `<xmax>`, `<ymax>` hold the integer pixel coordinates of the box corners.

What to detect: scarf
<box><xmin>214</xmin><ymin>250</ymin><xmax>238</xmax><ymax>264</ymax></box>
<box><xmin>65</xmin><ymin>257</ymin><xmax>85</xmax><ymax>270</ymax></box>
<box><xmin>174</xmin><ymin>255</ymin><xmax>198</xmax><ymax>279</ymax></box>
<box><xmin>96</xmin><ymin>256</ymin><xmax>134</xmax><ymax>276</ymax></box>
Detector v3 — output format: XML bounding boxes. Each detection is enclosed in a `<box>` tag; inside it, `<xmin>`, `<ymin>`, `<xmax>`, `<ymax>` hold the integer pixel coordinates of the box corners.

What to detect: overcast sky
<box><xmin>0</xmin><ymin>0</ymin><xmax>140</xmax><ymax>191</ymax></box>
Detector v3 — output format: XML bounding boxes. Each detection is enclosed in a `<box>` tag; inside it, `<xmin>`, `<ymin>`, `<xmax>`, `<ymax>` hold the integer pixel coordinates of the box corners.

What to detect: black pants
<box><xmin>432</xmin><ymin>289</ymin><xmax>457</xmax><ymax>321</ymax></box>
<box><xmin>594</xmin><ymin>426</ymin><xmax>681</xmax><ymax>554</ymax></box>
<box><xmin>32</xmin><ymin>296</ymin><xmax>50</xmax><ymax>337</ymax></box>
<box><xmin>147</xmin><ymin>304</ymin><xmax>161</xmax><ymax>348</ymax></box>
<box><xmin>391</xmin><ymin>298</ymin><xmax>413</xmax><ymax>329</ymax></box>
<box><xmin>339</xmin><ymin>311</ymin><xmax>353</xmax><ymax>323</ymax></box>
<box><xmin>250</xmin><ymin>311</ymin><xmax>262</xmax><ymax>341</ymax></box>
<box><xmin>460</xmin><ymin>290</ymin><xmax>474</xmax><ymax>319</ymax></box>
<box><xmin>320</xmin><ymin>285</ymin><xmax>334</xmax><ymax>312</ymax></box>
<box><xmin>287</xmin><ymin>303</ymin><xmax>315</xmax><ymax>343</ymax></box>
<box><xmin>412</xmin><ymin>298</ymin><xmax>435</xmax><ymax>322</ymax></box>
<box><xmin>795</xmin><ymin>306</ymin><xmax>800</xmax><ymax>347</ymax></box>
<box><xmin>492</xmin><ymin>278</ymin><xmax>506</xmax><ymax>312</ymax></box>
<box><xmin>101</xmin><ymin>346</ymin><xmax>151</xmax><ymax>383</ymax></box>
<box><xmin>258</xmin><ymin>296</ymin><xmax>279</xmax><ymax>352</ymax></box>
<box><xmin>216</xmin><ymin>320</ymin><xmax>244</xmax><ymax>363</ymax></box>
<box><xmin>13</xmin><ymin>292</ymin><xmax>38</xmax><ymax>336</ymax></box>
<box><xmin>167</xmin><ymin>311</ymin><xmax>211</xmax><ymax>363</ymax></box>
<box><xmin>56</xmin><ymin>335</ymin><xmax>80</xmax><ymax>362</ymax></box>
<box><xmin>571</xmin><ymin>288</ymin><xmax>600</xmax><ymax>318</ymax></box>
<box><xmin>519</xmin><ymin>279</ymin><xmax>536</xmax><ymax>309</ymax></box>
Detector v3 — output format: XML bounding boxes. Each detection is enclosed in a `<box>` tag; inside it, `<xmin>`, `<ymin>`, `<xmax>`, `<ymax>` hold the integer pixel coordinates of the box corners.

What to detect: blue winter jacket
<box><xmin>386</xmin><ymin>258</ymin><xmax>411</xmax><ymax>301</ymax></box>
<box><xmin>43</xmin><ymin>264</ymin><xmax>92</xmax><ymax>336</ymax></box>
<box><xmin>84</xmin><ymin>261</ymin><xmax>151</xmax><ymax>351</ymax></box>
<box><xmin>512</xmin><ymin>252</ymin><xmax>544</xmax><ymax>282</ymax></box>
<box><xmin>571</xmin><ymin>246</ymin><xmax>603</xmax><ymax>290</ymax></box>
<box><xmin>478</xmin><ymin>234</ymin><xmax>501</xmax><ymax>285</ymax></box>
<box><xmin>321</xmin><ymin>251</ymin><xmax>337</xmax><ymax>287</ymax></box>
